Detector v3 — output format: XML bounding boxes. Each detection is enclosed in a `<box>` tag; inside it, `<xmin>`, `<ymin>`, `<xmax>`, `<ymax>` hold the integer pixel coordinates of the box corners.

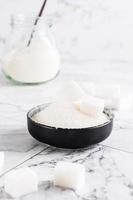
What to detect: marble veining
<box><xmin>0</xmin><ymin>71</ymin><xmax>133</xmax><ymax>199</ymax></box>
<box><xmin>1</xmin><ymin>145</ymin><xmax>133</xmax><ymax>199</ymax></box>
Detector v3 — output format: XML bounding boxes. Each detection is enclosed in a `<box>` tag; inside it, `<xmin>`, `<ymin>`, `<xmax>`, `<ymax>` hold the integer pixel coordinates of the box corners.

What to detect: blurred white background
<box><xmin>0</xmin><ymin>0</ymin><xmax>133</xmax><ymax>86</ymax></box>
<box><xmin>0</xmin><ymin>0</ymin><xmax>133</xmax><ymax>62</ymax></box>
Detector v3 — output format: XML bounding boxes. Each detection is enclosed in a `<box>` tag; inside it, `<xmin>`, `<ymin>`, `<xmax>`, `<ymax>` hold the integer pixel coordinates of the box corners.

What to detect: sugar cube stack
<box><xmin>4</xmin><ymin>167</ymin><xmax>38</xmax><ymax>198</ymax></box>
<box><xmin>75</xmin><ymin>96</ymin><xmax>104</xmax><ymax>117</ymax></box>
<box><xmin>54</xmin><ymin>161</ymin><xmax>85</xmax><ymax>190</ymax></box>
<box><xmin>0</xmin><ymin>152</ymin><xmax>4</xmax><ymax>174</ymax></box>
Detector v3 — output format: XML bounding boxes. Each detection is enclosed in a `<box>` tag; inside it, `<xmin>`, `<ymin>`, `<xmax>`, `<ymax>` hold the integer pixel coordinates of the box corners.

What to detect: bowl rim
<box><xmin>27</xmin><ymin>103</ymin><xmax>114</xmax><ymax>131</ymax></box>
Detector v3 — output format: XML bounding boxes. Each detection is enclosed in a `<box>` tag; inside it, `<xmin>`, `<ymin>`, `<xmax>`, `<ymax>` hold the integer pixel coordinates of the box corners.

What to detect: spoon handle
<box><xmin>27</xmin><ymin>0</ymin><xmax>48</xmax><ymax>47</ymax></box>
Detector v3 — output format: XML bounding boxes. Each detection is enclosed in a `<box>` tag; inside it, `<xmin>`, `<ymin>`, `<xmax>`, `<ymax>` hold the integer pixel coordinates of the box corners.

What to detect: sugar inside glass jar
<box><xmin>2</xmin><ymin>14</ymin><xmax>60</xmax><ymax>84</ymax></box>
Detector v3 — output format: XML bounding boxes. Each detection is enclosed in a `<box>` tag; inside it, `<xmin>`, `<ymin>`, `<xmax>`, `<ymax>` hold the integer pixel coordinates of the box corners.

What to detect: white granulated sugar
<box><xmin>33</xmin><ymin>101</ymin><xmax>109</xmax><ymax>129</ymax></box>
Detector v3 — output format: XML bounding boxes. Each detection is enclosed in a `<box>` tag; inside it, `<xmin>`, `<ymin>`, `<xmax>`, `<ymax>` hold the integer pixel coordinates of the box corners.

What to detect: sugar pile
<box><xmin>33</xmin><ymin>101</ymin><xmax>109</xmax><ymax>129</ymax></box>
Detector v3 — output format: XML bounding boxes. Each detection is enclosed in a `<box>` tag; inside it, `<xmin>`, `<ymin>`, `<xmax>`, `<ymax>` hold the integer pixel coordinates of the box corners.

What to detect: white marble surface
<box><xmin>0</xmin><ymin>0</ymin><xmax>133</xmax><ymax>199</ymax></box>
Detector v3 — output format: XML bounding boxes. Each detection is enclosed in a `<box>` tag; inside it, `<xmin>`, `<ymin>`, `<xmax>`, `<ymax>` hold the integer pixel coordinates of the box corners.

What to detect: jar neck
<box><xmin>10</xmin><ymin>14</ymin><xmax>52</xmax><ymax>33</ymax></box>
<box><xmin>6</xmin><ymin>14</ymin><xmax>54</xmax><ymax>49</ymax></box>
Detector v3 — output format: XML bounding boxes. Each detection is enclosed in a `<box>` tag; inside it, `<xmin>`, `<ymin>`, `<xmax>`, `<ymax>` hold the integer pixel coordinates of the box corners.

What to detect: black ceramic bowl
<box><xmin>27</xmin><ymin>103</ymin><xmax>114</xmax><ymax>149</ymax></box>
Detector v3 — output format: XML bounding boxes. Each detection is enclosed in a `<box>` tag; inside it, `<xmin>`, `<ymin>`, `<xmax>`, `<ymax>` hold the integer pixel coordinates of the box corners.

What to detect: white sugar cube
<box><xmin>54</xmin><ymin>161</ymin><xmax>85</xmax><ymax>190</ymax></box>
<box><xmin>110</xmin><ymin>97</ymin><xmax>121</xmax><ymax>110</ymax></box>
<box><xmin>0</xmin><ymin>152</ymin><xmax>4</xmax><ymax>174</ymax></box>
<box><xmin>93</xmin><ymin>84</ymin><xmax>121</xmax><ymax>110</ymax></box>
<box><xmin>119</xmin><ymin>95</ymin><xmax>133</xmax><ymax>111</ymax></box>
<box><xmin>104</xmin><ymin>95</ymin><xmax>133</xmax><ymax>110</ymax></box>
<box><xmin>111</xmin><ymin>95</ymin><xmax>133</xmax><ymax>110</ymax></box>
<box><xmin>94</xmin><ymin>84</ymin><xmax>120</xmax><ymax>99</ymax></box>
<box><xmin>75</xmin><ymin>96</ymin><xmax>104</xmax><ymax>117</ymax></box>
<box><xmin>4</xmin><ymin>167</ymin><xmax>38</xmax><ymax>198</ymax></box>
<box><xmin>103</xmin><ymin>97</ymin><xmax>120</xmax><ymax>110</ymax></box>
<box><xmin>61</xmin><ymin>80</ymin><xmax>86</xmax><ymax>101</ymax></box>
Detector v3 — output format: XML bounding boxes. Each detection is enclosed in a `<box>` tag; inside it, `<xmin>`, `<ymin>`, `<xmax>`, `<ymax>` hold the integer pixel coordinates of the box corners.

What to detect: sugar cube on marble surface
<box><xmin>103</xmin><ymin>97</ymin><xmax>120</xmax><ymax>110</ymax></box>
<box><xmin>118</xmin><ymin>95</ymin><xmax>133</xmax><ymax>111</ymax></box>
<box><xmin>93</xmin><ymin>84</ymin><xmax>122</xmax><ymax>110</ymax></box>
<box><xmin>110</xmin><ymin>97</ymin><xmax>121</xmax><ymax>110</ymax></box>
<box><xmin>104</xmin><ymin>95</ymin><xmax>133</xmax><ymax>110</ymax></box>
<box><xmin>75</xmin><ymin>96</ymin><xmax>104</xmax><ymax>117</ymax></box>
<box><xmin>54</xmin><ymin>161</ymin><xmax>85</xmax><ymax>190</ymax></box>
<box><xmin>0</xmin><ymin>152</ymin><xmax>4</xmax><ymax>174</ymax></box>
<box><xmin>4</xmin><ymin>167</ymin><xmax>38</xmax><ymax>198</ymax></box>
<box><xmin>94</xmin><ymin>84</ymin><xmax>120</xmax><ymax>99</ymax></box>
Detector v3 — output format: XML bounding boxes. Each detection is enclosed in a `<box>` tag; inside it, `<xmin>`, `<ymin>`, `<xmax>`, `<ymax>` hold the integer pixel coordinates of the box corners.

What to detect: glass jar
<box><xmin>2</xmin><ymin>14</ymin><xmax>60</xmax><ymax>84</ymax></box>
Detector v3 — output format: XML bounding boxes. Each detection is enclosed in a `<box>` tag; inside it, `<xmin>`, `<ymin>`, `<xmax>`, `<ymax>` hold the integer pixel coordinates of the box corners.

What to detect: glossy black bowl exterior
<box><xmin>27</xmin><ymin>104</ymin><xmax>114</xmax><ymax>149</ymax></box>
